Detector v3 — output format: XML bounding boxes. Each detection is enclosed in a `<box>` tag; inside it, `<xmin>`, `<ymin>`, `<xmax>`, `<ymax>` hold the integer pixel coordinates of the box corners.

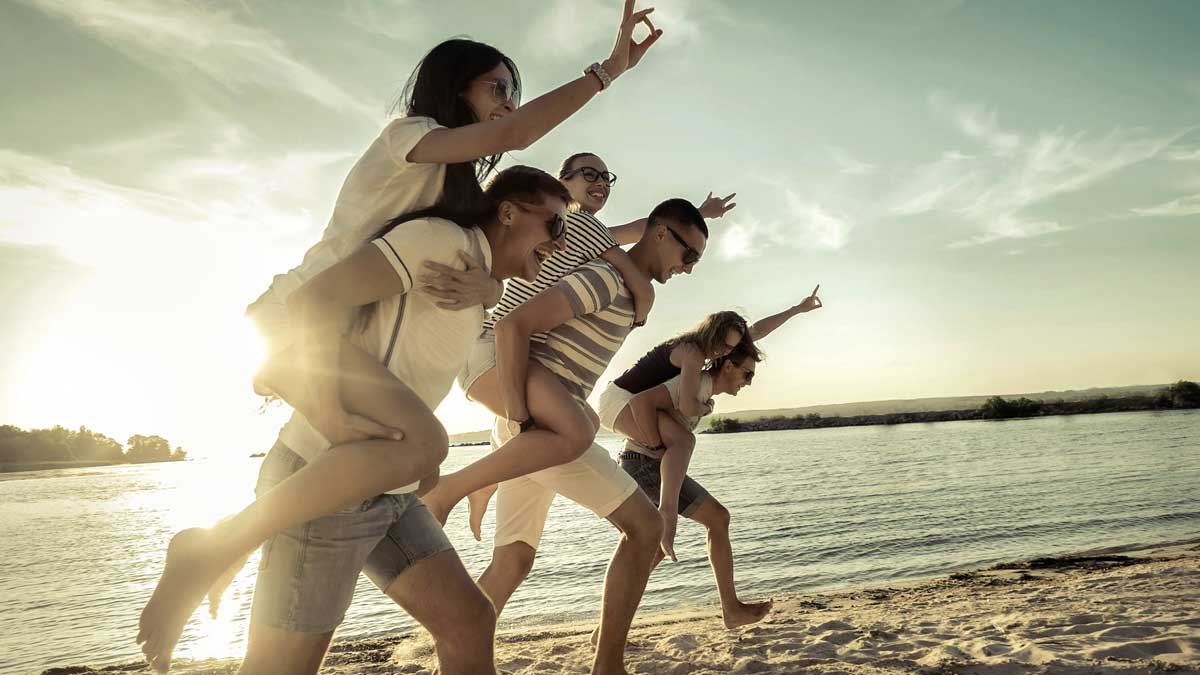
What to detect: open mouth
<box><xmin>586</xmin><ymin>187</ymin><xmax>608</xmax><ymax>201</ymax></box>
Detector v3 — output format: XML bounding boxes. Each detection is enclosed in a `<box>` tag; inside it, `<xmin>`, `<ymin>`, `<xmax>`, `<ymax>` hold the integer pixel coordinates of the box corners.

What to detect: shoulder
<box><xmin>670</xmin><ymin>341</ymin><xmax>704</xmax><ymax>366</ymax></box>
<box><xmin>566</xmin><ymin>209</ymin><xmax>607</xmax><ymax>232</ymax></box>
<box><xmin>378</xmin><ymin>217</ymin><xmax>467</xmax><ymax>260</ymax></box>
<box><xmin>384</xmin><ymin>115</ymin><xmax>444</xmax><ymax>138</ymax></box>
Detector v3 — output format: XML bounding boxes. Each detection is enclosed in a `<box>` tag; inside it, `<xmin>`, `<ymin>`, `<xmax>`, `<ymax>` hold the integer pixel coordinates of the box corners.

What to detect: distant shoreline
<box><xmin>705</xmin><ymin>384</ymin><xmax>1199</xmax><ymax>435</ymax></box>
<box><xmin>0</xmin><ymin>458</ymin><xmax>186</xmax><ymax>475</ymax></box>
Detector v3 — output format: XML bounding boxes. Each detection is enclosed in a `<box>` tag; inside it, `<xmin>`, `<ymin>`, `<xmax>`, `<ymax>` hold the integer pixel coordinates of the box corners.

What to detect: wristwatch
<box><xmin>584</xmin><ymin>62</ymin><xmax>612</xmax><ymax>91</ymax></box>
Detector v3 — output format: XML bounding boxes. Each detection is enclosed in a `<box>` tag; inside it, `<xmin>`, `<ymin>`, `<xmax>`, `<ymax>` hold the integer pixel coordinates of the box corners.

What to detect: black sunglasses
<box><xmin>513</xmin><ymin>201</ymin><xmax>566</xmax><ymax>240</ymax></box>
<box><xmin>562</xmin><ymin>166</ymin><xmax>618</xmax><ymax>186</ymax></box>
<box><xmin>665</xmin><ymin>226</ymin><xmax>701</xmax><ymax>265</ymax></box>
<box><xmin>736</xmin><ymin>363</ymin><xmax>755</xmax><ymax>384</ymax></box>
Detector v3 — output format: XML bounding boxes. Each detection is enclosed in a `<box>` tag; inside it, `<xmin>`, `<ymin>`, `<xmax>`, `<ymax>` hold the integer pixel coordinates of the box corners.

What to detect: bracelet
<box><xmin>584</xmin><ymin>62</ymin><xmax>611</xmax><ymax>91</ymax></box>
<box><xmin>518</xmin><ymin>417</ymin><xmax>536</xmax><ymax>433</ymax></box>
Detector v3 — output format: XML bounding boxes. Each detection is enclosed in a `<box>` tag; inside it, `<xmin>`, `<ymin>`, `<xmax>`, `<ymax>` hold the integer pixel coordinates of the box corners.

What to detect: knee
<box><xmin>435</xmin><ymin>589</ymin><xmax>497</xmax><ymax>649</ymax></box>
<box><xmin>709</xmin><ymin>503</ymin><xmax>731</xmax><ymax>531</ymax></box>
<box><xmin>405</xmin><ymin>421</ymin><xmax>449</xmax><ymax>474</ymax></box>
<box><xmin>625</xmin><ymin>509</ymin><xmax>664</xmax><ymax>552</ymax></box>
<box><xmin>555</xmin><ymin>425</ymin><xmax>595</xmax><ymax>463</ymax></box>
<box><xmin>495</xmin><ymin>548</ymin><xmax>536</xmax><ymax>585</ymax></box>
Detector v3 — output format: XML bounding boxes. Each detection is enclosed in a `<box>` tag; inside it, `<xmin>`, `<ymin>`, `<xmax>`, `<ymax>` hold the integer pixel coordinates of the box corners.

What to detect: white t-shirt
<box><xmin>251</xmin><ymin>116</ymin><xmax>445</xmax><ymax>309</ymax></box>
<box><xmin>277</xmin><ymin>218</ymin><xmax>492</xmax><ymax>493</ymax></box>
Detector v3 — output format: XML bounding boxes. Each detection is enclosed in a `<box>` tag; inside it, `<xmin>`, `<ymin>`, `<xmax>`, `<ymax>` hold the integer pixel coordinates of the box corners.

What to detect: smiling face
<box><xmin>560</xmin><ymin>154</ymin><xmax>612</xmax><ymax>214</ymax></box>
<box><xmin>652</xmin><ymin>219</ymin><xmax>708</xmax><ymax>283</ymax></box>
<box><xmin>463</xmin><ymin>63</ymin><xmax>518</xmax><ymax>123</ymax></box>
<box><xmin>499</xmin><ymin>195</ymin><xmax>568</xmax><ymax>281</ymax></box>
<box><xmin>711</xmin><ymin>327</ymin><xmax>744</xmax><ymax>359</ymax></box>
<box><xmin>720</xmin><ymin>356</ymin><xmax>756</xmax><ymax>396</ymax></box>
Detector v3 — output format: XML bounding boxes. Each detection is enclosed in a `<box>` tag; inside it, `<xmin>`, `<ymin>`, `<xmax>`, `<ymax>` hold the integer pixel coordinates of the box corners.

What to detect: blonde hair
<box><xmin>666</xmin><ymin>310</ymin><xmax>751</xmax><ymax>359</ymax></box>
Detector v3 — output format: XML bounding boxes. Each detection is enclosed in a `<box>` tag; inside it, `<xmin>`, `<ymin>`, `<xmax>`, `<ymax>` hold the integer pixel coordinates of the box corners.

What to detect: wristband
<box><xmin>519</xmin><ymin>417</ymin><xmax>536</xmax><ymax>433</ymax></box>
<box><xmin>584</xmin><ymin>62</ymin><xmax>611</xmax><ymax>91</ymax></box>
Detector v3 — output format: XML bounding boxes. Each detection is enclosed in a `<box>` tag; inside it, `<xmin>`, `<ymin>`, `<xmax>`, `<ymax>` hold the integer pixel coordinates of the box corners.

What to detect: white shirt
<box><xmin>252</xmin><ymin>116</ymin><xmax>445</xmax><ymax>307</ymax></box>
<box><xmin>278</xmin><ymin>218</ymin><xmax>491</xmax><ymax>493</ymax></box>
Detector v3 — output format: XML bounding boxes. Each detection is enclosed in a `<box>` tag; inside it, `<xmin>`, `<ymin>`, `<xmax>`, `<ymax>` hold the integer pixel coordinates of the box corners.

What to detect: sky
<box><xmin>1</xmin><ymin>0</ymin><xmax>1198</xmax><ymax>458</ymax></box>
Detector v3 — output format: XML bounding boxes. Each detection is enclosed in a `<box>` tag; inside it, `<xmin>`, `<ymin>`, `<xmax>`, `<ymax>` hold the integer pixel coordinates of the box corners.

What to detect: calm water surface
<box><xmin>2</xmin><ymin>410</ymin><xmax>1198</xmax><ymax>674</ymax></box>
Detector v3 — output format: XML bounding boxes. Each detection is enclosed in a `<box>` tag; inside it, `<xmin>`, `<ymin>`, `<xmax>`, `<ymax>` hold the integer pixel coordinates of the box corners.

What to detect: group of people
<box><xmin>136</xmin><ymin>4</ymin><xmax>822</xmax><ymax>674</ymax></box>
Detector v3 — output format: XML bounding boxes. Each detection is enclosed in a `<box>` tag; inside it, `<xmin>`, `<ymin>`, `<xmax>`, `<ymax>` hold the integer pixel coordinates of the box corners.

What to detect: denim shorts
<box><xmin>618</xmin><ymin>451</ymin><xmax>711</xmax><ymax>517</ymax></box>
<box><xmin>250</xmin><ymin>442</ymin><xmax>454</xmax><ymax>633</ymax></box>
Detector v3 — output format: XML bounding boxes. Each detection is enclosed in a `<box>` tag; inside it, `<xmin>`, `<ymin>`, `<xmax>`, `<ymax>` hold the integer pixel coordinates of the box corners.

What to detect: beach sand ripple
<box><xmin>40</xmin><ymin>543</ymin><xmax>1200</xmax><ymax>675</ymax></box>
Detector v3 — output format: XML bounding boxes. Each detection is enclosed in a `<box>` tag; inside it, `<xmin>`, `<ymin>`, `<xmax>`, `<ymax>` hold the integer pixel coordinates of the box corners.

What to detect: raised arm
<box><xmin>606</xmin><ymin>192</ymin><xmax>737</xmax><ymax>247</ymax></box>
<box><xmin>409</xmin><ymin>1</ymin><xmax>662</xmax><ymax>165</ymax></box>
<box><xmin>748</xmin><ymin>284</ymin><xmax>823</xmax><ymax>341</ymax></box>
<box><xmin>492</xmin><ymin>287</ymin><xmax>578</xmax><ymax>424</ymax></box>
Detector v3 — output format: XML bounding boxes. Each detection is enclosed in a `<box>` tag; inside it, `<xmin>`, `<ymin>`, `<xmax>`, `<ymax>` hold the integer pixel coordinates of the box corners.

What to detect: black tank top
<box><xmin>612</xmin><ymin>342</ymin><xmax>680</xmax><ymax>394</ymax></box>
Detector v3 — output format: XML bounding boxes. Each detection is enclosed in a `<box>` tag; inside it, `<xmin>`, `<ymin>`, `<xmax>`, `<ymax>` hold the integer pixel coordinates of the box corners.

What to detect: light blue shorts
<box><xmin>249</xmin><ymin>442</ymin><xmax>454</xmax><ymax>633</ymax></box>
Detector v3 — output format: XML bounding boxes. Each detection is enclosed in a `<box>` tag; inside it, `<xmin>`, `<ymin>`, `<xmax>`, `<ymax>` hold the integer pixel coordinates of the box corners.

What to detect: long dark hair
<box><xmin>358</xmin><ymin>165</ymin><xmax>569</xmax><ymax>328</ymax></box>
<box><xmin>397</xmin><ymin>38</ymin><xmax>521</xmax><ymax>224</ymax></box>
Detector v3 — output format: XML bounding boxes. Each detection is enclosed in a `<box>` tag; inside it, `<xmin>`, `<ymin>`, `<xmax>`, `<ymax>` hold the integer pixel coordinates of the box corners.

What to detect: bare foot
<box><xmin>137</xmin><ymin>528</ymin><xmax>241</xmax><ymax>672</ymax></box>
<box><xmin>466</xmin><ymin>484</ymin><xmax>497</xmax><ymax>541</ymax></box>
<box><xmin>722</xmin><ymin>598</ymin><xmax>773</xmax><ymax>629</ymax></box>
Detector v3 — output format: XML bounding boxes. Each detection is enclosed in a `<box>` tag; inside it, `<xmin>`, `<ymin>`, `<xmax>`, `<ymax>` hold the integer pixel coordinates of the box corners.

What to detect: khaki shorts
<box><xmin>491</xmin><ymin>417</ymin><xmax>638</xmax><ymax>551</ymax></box>
<box><xmin>457</xmin><ymin>332</ymin><xmax>497</xmax><ymax>396</ymax></box>
<box><xmin>597</xmin><ymin>382</ymin><xmax>636</xmax><ymax>432</ymax></box>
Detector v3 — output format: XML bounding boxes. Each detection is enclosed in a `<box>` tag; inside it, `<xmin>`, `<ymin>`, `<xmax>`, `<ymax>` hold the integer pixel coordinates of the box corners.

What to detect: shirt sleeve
<box><xmin>564</xmin><ymin>210</ymin><xmax>620</xmax><ymax>259</ymax></box>
<box><xmin>554</xmin><ymin>262</ymin><xmax>622</xmax><ymax>318</ymax></box>
<box><xmin>665</xmin><ymin>373</ymin><xmax>713</xmax><ymax>410</ymax></box>
<box><xmin>382</xmin><ymin>116</ymin><xmax>444</xmax><ymax>168</ymax></box>
<box><xmin>371</xmin><ymin>218</ymin><xmax>460</xmax><ymax>294</ymax></box>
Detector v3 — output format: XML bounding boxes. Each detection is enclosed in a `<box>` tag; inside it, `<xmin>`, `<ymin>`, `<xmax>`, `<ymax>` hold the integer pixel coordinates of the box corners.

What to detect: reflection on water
<box><xmin>2</xmin><ymin>410</ymin><xmax>1199</xmax><ymax>673</ymax></box>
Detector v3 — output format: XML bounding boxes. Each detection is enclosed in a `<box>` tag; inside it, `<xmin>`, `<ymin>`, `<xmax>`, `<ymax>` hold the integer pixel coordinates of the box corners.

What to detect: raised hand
<box><xmin>699</xmin><ymin>192</ymin><xmax>737</xmax><ymax>219</ymax></box>
<box><xmin>418</xmin><ymin>250</ymin><xmax>501</xmax><ymax>310</ymax></box>
<box><xmin>795</xmin><ymin>284</ymin><xmax>823</xmax><ymax>313</ymax></box>
<box><xmin>604</xmin><ymin>0</ymin><xmax>663</xmax><ymax>80</ymax></box>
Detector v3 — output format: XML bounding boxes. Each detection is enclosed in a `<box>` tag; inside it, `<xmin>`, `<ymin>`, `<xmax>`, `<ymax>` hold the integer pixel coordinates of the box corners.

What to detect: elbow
<box><xmin>494</xmin><ymin>313</ymin><xmax>532</xmax><ymax>342</ymax></box>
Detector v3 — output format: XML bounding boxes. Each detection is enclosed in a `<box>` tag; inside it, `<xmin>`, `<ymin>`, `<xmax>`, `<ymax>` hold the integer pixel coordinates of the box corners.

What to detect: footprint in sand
<box><xmin>1090</xmin><ymin>638</ymin><xmax>1185</xmax><ymax>660</ymax></box>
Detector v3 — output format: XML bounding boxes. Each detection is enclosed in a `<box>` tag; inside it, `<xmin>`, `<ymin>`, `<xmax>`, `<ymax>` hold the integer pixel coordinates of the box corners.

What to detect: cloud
<box><xmin>524</xmin><ymin>0</ymin><xmax>725</xmax><ymax>57</ymax></box>
<box><xmin>829</xmin><ymin>147</ymin><xmax>878</xmax><ymax>176</ymax></box>
<box><xmin>1131</xmin><ymin>192</ymin><xmax>1200</xmax><ymax>217</ymax></box>
<box><xmin>1165</xmin><ymin>146</ymin><xmax>1200</xmax><ymax>162</ymax></box>
<box><xmin>930</xmin><ymin>91</ymin><xmax>1021</xmax><ymax>157</ymax></box>
<box><xmin>718</xmin><ymin>191</ymin><xmax>853</xmax><ymax>259</ymax></box>
<box><xmin>891</xmin><ymin>93</ymin><xmax>1188</xmax><ymax>247</ymax></box>
<box><xmin>20</xmin><ymin>0</ymin><xmax>381</xmax><ymax>123</ymax></box>
<box><xmin>341</xmin><ymin>0</ymin><xmax>431</xmax><ymax>41</ymax></box>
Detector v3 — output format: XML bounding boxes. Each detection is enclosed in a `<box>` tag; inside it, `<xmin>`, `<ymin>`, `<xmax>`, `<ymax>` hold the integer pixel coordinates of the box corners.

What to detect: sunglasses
<box><xmin>562</xmin><ymin>166</ymin><xmax>618</xmax><ymax>186</ymax></box>
<box><xmin>665</xmin><ymin>226</ymin><xmax>701</xmax><ymax>265</ymax></box>
<box><xmin>513</xmin><ymin>201</ymin><xmax>567</xmax><ymax>240</ymax></box>
<box><xmin>481</xmin><ymin>78</ymin><xmax>520</xmax><ymax>106</ymax></box>
<box><xmin>735</xmin><ymin>363</ymin><xmax>755</xmax><ymax>385</ymax></box>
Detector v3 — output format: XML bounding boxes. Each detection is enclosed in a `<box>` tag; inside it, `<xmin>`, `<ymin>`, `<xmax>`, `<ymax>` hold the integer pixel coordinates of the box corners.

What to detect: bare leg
<box><xmin>384</xmin><ymin>550</ymin><xmax>498</xmax><ymax>675</ymax></box>
<box><xmin>465</xmin><ymin>401</ymin><xmax>602</xmax><ymax>542</ymax></box>
<box><xmin>477</xmin><ymin>541</ymin><xmax>538</xmax><ymax>617</ymax></box>
<box><xmin>138</xmin><ymin>343</ymin><xmax>448</xmax><ymax>672</ymax></box>
<box><xmin>654</xmin><ymin>413</ymin><xmax>696</xmax><ymax>562</ymax></box>
<box><xmin>688</xmin><ymin>498</ymin><xmax>772</xmax><ymax>628</ymax></box>
<box><xmin>423</xmin><ymin>363</ymin><xmax>594</xmax><ymax>524</ymax></box>
<box><xmin>238</xmin><ymin>623</ymin><xmax>333</xmax><ymax>675</ymax></box>
<box><xmin>592</xmin><ymin>491</ymin><xmax>662</xmax><ymax>675</ymax></box>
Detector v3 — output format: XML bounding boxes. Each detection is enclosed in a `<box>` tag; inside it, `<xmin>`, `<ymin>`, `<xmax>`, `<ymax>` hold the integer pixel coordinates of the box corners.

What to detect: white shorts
<box><xmin>246</xmin><ymin>291</ymin><xmax>293</xmax><ymax>395</ymax></box>
<box><xmin>597</xmin><ymin>382</ymin><xmax>636</xmax><ymax>432</ymax></box>
<box><xmin>457</xmin><ymin>333</ymin><xmax>497</xmax><ymax>397</ymax></box>
<box><xmin>491</xmin><ymin>417</ymin><xmax>638</xmax><ymax>551</ymax></box>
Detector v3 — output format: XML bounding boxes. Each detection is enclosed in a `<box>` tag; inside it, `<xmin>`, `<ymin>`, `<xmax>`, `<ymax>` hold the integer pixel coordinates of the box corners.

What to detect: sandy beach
<box><xmin>39</xmin><ymin>540</ymin><xmax>1199</xmax><ymax>675</ymax></box>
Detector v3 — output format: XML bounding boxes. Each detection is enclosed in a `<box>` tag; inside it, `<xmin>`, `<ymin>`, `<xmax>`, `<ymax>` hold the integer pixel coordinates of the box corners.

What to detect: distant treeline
<box><xmin>0</xmin><ymin>424</ymin><xmax>188</xmax><ymax>469</ymax></box>
<box><xmin>706</xmin><ymin>380</ymin><xmax>1200</xmax><ymax>434</ymax></box>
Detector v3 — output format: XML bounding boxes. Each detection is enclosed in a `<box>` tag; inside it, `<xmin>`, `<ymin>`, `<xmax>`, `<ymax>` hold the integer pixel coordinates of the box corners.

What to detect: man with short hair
<box><xmin>465</xmin><ymin>198</ymin><xmax>711</xmax><ymax>675</ymax></box>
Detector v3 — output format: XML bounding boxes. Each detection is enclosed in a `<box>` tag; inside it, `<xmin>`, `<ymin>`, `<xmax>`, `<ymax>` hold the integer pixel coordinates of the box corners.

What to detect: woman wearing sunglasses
<box><xmin>137</xmin><ymin>1</ymin><xmax>662</xmax><ymax>669</ymax></box>
<box><xmin>597</xmin><ymin>287</ymin><xmax>823</xmax><ymax>562</ymax></box>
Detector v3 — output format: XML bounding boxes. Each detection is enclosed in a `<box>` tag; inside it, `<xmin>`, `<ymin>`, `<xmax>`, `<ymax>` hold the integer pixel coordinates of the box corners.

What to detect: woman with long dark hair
<box><xmin>137</xmin><ymin>3</ymin><xmax>663</xmax><ymax>669</ymax></box>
